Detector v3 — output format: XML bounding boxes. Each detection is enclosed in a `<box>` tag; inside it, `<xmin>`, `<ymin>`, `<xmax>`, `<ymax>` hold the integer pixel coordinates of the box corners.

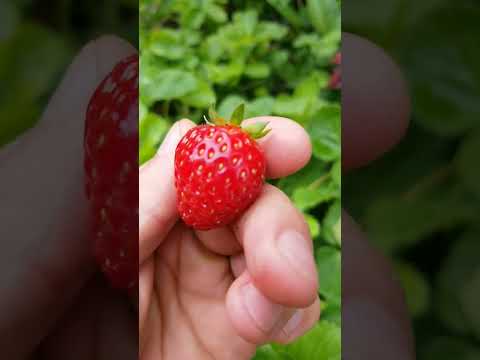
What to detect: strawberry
<box><xmin>174</xmin><ymin>104</ymin><xmax>269</xmax><ymax>230</ymax></box>
<box><xmin>84</xmin><ymin>54</ymin><xmax>138</xmax><ymax>289</ymax></box>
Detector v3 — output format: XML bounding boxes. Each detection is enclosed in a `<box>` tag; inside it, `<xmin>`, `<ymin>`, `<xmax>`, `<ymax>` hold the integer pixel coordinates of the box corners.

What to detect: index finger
<box><xmin>140</xmin><ymin>116</ymin><xmax>312</xmax><ymax>261</ymax></box>
<box><xmin>242</xmin><ymin>116</ymin><xmax>312</xmax><ymax>179</ymax></box>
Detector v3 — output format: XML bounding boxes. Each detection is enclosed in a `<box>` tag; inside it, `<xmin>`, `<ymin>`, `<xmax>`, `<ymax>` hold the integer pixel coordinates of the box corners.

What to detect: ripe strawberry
<box><xmin>84</xmin><ymin>54</ymin><xmax>138</xmax><ymax>289</ymax></box>
<box><xmin>174</xmin><ymin>104</ymin><xmax>269</xmax><ymax>230</ymax></box>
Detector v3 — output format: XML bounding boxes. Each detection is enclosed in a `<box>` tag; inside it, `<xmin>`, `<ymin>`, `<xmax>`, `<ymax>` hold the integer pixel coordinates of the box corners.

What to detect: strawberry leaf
<box><xmin>230</xmin><ymin>103</ymin><xmax>245</xmax><ymax>126</ymax></box>
<box><xmin>242</xmin><ymin>121</ymin><xmax>270</xmax><ymax>139</ymax></box>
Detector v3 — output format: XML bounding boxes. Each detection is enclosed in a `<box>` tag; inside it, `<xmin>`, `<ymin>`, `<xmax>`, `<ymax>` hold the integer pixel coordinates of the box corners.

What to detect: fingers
<box><xmin>139</xmin><ymin>119</ymin><xmax>195</xmax><ymax>264</ymax></box>
<box><xmin>193</xmin><ymin>116</ymin><xmax>312</xmax><ymax>256</ymax></box>
<box><xmin>0</xmin><ymin>35</ymin><xmax>135</xmax><ymax>356</ymax></box>
<box><xmin>232</xmin><ymin>184</ymin><xmax>318</xmax><ymax>308</ymax></box>
<box><xmin>39</xmin><ymin>277</ymin><xmax>137</xmax><ymax>360</ymax></box>
<box><xmin>343</xmin><ymin>210</ymin><xmax>415</xmax><ymax>359</ymax></box>
<box><xmin>242</xmin><ymin>116</ymin><xmax>312</xmax><ymax>179</ymax></box>
<box><xmin>342</xmin><ymin>32</ymin><xmax>410</xmax><ymax>171</ymax></box>
<box><xmin>226</xmin><ymin>272</ymin><xmax>320</xmax><ymax>345</ymax></box>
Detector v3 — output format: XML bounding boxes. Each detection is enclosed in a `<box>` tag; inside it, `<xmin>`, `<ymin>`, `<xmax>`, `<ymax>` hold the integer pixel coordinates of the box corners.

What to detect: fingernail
<box><xmin>277</xmin><ymin>231</ymin><xmax>316</xmax><ymax>282</ymax></box>
<box><xmin>281</xmin><ymin>310</ymin><xmax>303</xmax><ymax>338</ymax></box>
<box><xmin>344</xmin><ymin>298</ymin><xmax>413</xmax><ymax>360</ymax></box>
<box><xmin>242</xmin><ymin>283</ymin><xmax>285</xmax><ymax>334</ymax></box>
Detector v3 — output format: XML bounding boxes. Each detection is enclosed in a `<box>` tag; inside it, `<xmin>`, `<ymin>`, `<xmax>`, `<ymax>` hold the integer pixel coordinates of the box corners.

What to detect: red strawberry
<box><xmin>174</xmin><ymin>104</ymin><xmax>269</xmax><ymax>230</ymax></box>
<box><xmin>84</xmin><ymin>54</ymin><xmax>138</xmax><ymax>289</ymax></box>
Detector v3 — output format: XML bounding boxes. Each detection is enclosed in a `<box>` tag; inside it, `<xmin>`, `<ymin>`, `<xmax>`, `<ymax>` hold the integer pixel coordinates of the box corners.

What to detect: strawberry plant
<box><xmin>344</xmin><ymin>1</ymin><xmax>480</xmax><ymax>359</ymax></box>
<box><xmin>140</xmin><ymin>0</ymin><xmax>341</xmax><ymax>358</ymax></box>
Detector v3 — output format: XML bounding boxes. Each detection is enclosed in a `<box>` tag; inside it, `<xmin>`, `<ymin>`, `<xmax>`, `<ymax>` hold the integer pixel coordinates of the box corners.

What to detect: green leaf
<box><xmin>322</xmin><ymin>201</ymin><xmax>341</xmax><ymax>246</ymax></box>
<box><xmin>365</xmin><ymin>186</ymin><xmax>477</xmax><ymax>253</ymax></box>
<box><xmin>181</xmin><ymin>79</ymin><xmax>216</xmax><ymax>108</ymax></box>
<box><xmin>253</xmin><ymin>345</ymin><xmax>293</xmax><ymax>359</ymax></box>
<box><xmin>394</xmin><ymin>262</ymin><xmax>431</xmax><ymax>318</ymax></box>
<box><xmin>266</xmin><ymin>0</ymin><xmax>305</xmax><ymax>28</ymax></box>
<box><xmin>305</xmin><ymin>214</ymin><xmax>321</xmax><ymax>239</ymax></box>
<box><xmin>309</xmin><ymin>105</ymin><xmax>341</xmax><ymax>161</ymax></box>
<box><xmin>460</xmin><ymin>267</ymin><xmax>480</xmax><ymax>341</ymax></box>
<box><xmin>403</xmin><ymin>6</ymin><xmax>480</xmax><ymax>136</ymax></box>
<box><xmin>230</xmin><ymin>103</ymin><xmax>245</xmax><ymax>125</ymax></box>
<box><xmin>139</xmin><ymin>112</ymin><xmax>170</xmax><ymax>164</ymax></box>
<box><xmin>245</xmin><ymin>62</ymin><xmax>271</xmax><ymax>79</ymax></box>
<box><xmin>306</xmin><ymin>0</ymin><xmax>341</xmax><ymax>35</ymax></box>
<box><xmin>456</xmin><ymin>130</ymin><xmax>480</xmax><ymax>199</ymax></box>
<box><xmin>273</xmin><ymin>95</ymin><xmax>309</xmax><ymax>119</ymax></box>
<box><xmin>293</xmin><ymin>181</ymin><xmax>338</xmax><ymax>211</ymax></box>
<box><xmin>218</xmin><ymin>95</ymin><xmax>247</xmax><ymax>119</ymax></box>
<box><xmin>206</xmin><ymin>3</ymin><xmax>227</xmax><ymax>23</ymax></box>
<box><xmin>272</xmin><ymin>321</ymin><xmax>341</xmax><ymax>360</ymax></box>
<box><xmin>421</xmin><ymin>337</ymin><xmax>480</xmax><ymax>360</ymax></box>
<box><xmin>246</xmin><ymin>97</ymin><xmax>275</xmax><ymax>118</ymax></box>
<box><xmin>149</xmin><ymin>29</ymin><xmax>188</xmax><ymax>60</ymax></box>
<box><xmin>141</xmin><ymin>69</ymin><xmax>197</xmax><ymax>102</ymax></box>
<box><xmin>0</xmin><ymin>0</ymin><xmax>19</xmax><ymax>40</ymax></box>
<box><xmin>436</xmin><ymin>229</ymin><xmax>480</xmax><ymax>334</ymax></box>
<box><xmin>278</xmin><ymin>158</ymin><xmax>330</xmax><ymax>197</ymax></box>
<box><xmin>316</xmin><ymin>247</ymin><xmax>341</xmax><ymax>305</ymax></box>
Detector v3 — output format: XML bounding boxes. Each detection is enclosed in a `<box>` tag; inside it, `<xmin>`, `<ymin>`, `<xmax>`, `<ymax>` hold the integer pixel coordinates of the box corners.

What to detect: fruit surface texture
<box><xmin>175</xmin><ymin>124</ymin><xmax>266</xmax><ymax>230</ymax></box>
<box><xmin>84</xmin><ymin>54</ymin><xmax>138</xmax><ymax>289</ymax></box>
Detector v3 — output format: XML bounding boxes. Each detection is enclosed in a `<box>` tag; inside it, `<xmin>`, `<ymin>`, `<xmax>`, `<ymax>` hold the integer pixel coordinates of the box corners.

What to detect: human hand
<box><xmin>139</xmin><ymin>117</ymin><xmax>320</xmax><ymax>359</ymax></box>
<box><xmin>0</xmin><ymin>35</ymin><xmax>137</xmax><ymax>359</ymax></box>
<box><xmin>342</xmin><ymin>32</ymin><xmax>415</xmax><ymax>359</ymax></box>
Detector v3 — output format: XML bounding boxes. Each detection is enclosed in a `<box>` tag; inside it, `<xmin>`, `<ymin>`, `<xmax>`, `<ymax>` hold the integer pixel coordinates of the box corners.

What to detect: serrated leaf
<box><xmin>394</xmin><ymin>262</ymin><xmax>431</xmax><ymax>318</ymax></box>
<box><xmin>272</xmin><ymin>321</ymin><xmax>341</xmax><ymax>360</ymax></box>
<box><xmin>456</xmin><ymin>130</ymin><xmax>480</xmax><ymax>199</ymax></box>
<box><xmin>293</xmin><ymin>181</ymin><xmax>338</xmax><ymax>211</ymax></box>
<box><xmin>307</xmin><ymin>0</ymin><xmax>341</xmax><ymax>35</ymax></box>
<box><xmin>139</xmin><ymin>113</ymin><xmax>170</xmax><ymax>164</ymax></box>
<box><xmin>141</xmin><ymin>69</ymin><xmax>197</xmax><ymax>102</ymax></box>
<box><xmin>422</xmin><ymin>337</ymin><xmax>480</xmax><ymax>360</ymax></box>
<box><xmin>322</xmin><ymin>201</ymin><xmax>341</xmax><ymax>246</ymax></box>
<box><xmin>230</xmin><ymin>103</ymin><xmax>245</xmax><ymax>125</ymax></box>
<box><xmin>305</xmin><ymin>214</ymin><xmax>321</xmax><ymax>239</ymax></box>
<box><xmin>309</xmin><ymin>105</ymin><xmax>340</xmax><ymax>161</ymax></box>
<box><xmin>316</xmin><ymin>247</ymin><xmax>341</xmax><ymax>305</ymax></box>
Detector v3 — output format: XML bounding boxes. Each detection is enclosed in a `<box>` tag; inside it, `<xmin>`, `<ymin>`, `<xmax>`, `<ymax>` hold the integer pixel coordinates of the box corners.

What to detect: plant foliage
<box><xmin>140</xmin><ymin>0</ymin><xmax>341</xmax><ymax>358</ymax></box>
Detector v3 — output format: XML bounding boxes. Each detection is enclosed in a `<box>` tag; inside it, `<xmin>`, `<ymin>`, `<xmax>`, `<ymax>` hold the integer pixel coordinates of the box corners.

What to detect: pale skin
<box><xmin>139</xmin><ymin>117</ymin><xmax>321</xmax><ymax>359</ymax></box>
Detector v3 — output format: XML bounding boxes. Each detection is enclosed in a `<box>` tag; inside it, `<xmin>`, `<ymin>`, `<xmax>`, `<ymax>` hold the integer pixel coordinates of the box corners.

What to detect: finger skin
<box><xmin>140</xmin><ymin>116</ymin><xmax>312</xmax><ymax>258</ymax></box>
<box><xmin>139</xmin><ymin>119</ymin><xmax>195</xmax><ymax>264</ymax></box>
<box><xmin>242</xmin><ymin>116</ymin><xmax>312</xmax><ymax>179</ymax></box>
<box><xmin>342</xmin><ymin>211</ymin><xmax>414</xmax><ymax>350</ymax></box>
<box><xmin>226</xmin><ymin>272</ymin><xmax>320</xmax><ymax>345</ymax></box>
<box><xmin>233</xmin><ymin>184</ymin><xmax>318</xmax><ymax>308</ymax></box>
<box><xmin>342</xmin><ymin>32</ymin><xmax>410</xmax><ymax>171</ymax></box>
<box><xmin>0</xmin><ymin>35</ymin><xmax>135</xmax><ymax>358</ymax></box>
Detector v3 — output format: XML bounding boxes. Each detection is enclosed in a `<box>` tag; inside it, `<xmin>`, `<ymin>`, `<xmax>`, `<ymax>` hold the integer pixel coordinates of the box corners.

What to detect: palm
<box><xmin>140</xmin><ymin>118</ymin><xmax>321</xmax><ymax>360</ymax></box>
<box><xmin>141</xmin><ymin>223</ymin><xmax>256</xmax><ymax>360</ymax></box>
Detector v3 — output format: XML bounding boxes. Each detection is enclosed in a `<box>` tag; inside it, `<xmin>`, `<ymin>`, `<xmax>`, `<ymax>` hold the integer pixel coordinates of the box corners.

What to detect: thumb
<box><xmin>0</xmin><ymin>35</ymin><xmax>135</xmax><ymax>357</ymax></box>
<box><xmin>139</xmin><ymin>119</ymin><xmax>195</xmax><ymax>264</ymax></box>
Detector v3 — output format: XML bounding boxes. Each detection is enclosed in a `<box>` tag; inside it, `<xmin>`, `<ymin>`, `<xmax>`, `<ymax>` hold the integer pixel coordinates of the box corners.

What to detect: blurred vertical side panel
<box><xmin>343</xmin><ymin>0</ymin><xmax>480</xmax><ymax>359</ymax></box>
<box><xmin>0</xmin><ymin>1</ymin><xmax>138</xmax><ymax>358</ymax></box>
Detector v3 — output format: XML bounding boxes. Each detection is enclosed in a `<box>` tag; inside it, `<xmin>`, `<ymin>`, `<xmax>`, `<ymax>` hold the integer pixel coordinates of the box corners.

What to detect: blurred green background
<box><xmin>140</xmin><ymin>0</ymin><xmax>340</xmax><ymax>359</ymax></box>
<box><xmin>0</xmin><ymin>0</ymin><xmax>138</xmax><ymax>147</ymax></box>
<box><xmin>344</xmin><ymin>0</ymin><xmax>480</xmax><ymax>358</ymax></box>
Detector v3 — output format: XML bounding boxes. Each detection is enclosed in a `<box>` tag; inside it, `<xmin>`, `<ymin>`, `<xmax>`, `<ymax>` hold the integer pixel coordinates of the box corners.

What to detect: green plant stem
<box><xmin>308</xmin><ymin>173</ymin><xmax>330</xmax><ymax>190</ymax></box>
<box><xmin>403</xmin><ymin>164</ymin><xmax>453</xmax><ymax>200</ymax></box>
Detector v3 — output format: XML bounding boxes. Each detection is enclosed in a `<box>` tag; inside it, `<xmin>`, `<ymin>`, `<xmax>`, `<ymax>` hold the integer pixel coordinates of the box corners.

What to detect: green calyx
<box><xmin>206</xmin><ymin>103</ymin><xmax>270</xmax><ymax>140</ymax></box>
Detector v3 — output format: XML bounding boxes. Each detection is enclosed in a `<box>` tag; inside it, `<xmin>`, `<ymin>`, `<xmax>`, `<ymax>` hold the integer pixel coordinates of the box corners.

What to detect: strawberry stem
<box><xmin>206</xmin><ymin>103</ymin><xmax>270</xmax><ymax>139</ymax></box>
